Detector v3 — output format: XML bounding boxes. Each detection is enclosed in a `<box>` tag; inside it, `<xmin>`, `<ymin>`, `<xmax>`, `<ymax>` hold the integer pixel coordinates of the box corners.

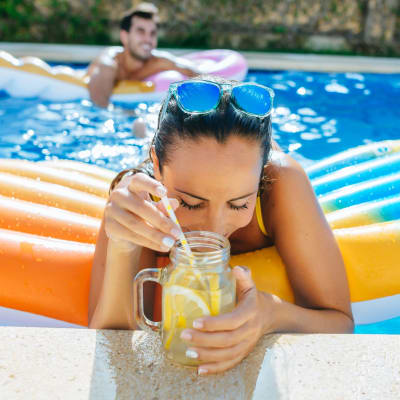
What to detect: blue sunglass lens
<box><xmin>176</xmin><ymin>82</ymin><xmax>220</xmax><ymax>112</ymax></box>
<box><xmin>232</xmin><ymin>85</ymin><xmax>272</xmax><ymax>115</ymax></box>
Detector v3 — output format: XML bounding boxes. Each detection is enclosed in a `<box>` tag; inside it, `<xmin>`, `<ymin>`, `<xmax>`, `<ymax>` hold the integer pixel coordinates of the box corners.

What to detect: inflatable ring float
<box><xmin>0</xmin><ymin>140</ymin><xmax>399</xmax><ymax>328</ymax></box>
<box><xmin>0</xmin><ymin>49</ymin><xmax>248</xmax><ymax>103</ymax></box>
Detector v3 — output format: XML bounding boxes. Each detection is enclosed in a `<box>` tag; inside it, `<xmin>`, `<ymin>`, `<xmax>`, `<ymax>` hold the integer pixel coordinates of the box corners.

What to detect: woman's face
<box><xmin>153</xmin><ymin>136</ymin><xmax>264</xmax><ymax>238</ymax></box>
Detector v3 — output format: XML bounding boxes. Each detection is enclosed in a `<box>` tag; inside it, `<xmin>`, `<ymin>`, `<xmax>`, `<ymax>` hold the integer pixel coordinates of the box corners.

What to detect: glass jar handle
<box><xmin>133</xmin><ymin>268</ymin><xmax>161</xmax><ymax>333</ymax></box>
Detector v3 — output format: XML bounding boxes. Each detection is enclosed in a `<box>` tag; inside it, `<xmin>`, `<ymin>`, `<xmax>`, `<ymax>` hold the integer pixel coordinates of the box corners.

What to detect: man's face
<box><xmin>123</xmin><ymin>16</ymin><xmax>157</xmax><ymax>61</ymax></box>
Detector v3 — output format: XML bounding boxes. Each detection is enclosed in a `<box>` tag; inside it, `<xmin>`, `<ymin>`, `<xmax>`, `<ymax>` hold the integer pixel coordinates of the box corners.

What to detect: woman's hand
<box><xmin>104</xmin><ymin>172</ymin><xmax>180</xmax><ymax>252</ymax></box>
<box><xmin>180</xmin><ymin>266</ymin><xmax>278</xmax><ymax>375</ymax></box>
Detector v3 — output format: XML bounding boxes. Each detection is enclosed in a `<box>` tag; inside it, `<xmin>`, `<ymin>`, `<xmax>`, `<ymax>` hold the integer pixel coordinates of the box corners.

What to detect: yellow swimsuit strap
<box><xmin>256</xmin><ymin>195</ymin><xmax>268</xmax><ymax>236</ymax></box>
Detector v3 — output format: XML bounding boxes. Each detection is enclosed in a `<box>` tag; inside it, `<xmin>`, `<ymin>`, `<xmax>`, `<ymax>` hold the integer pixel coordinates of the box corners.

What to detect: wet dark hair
<box><xmin>110</xmin><ymin>75</ymin><xmax>273</xmax><ymax>194</ymax></box>
<box><xmin>120</xmin><ymin>3</ymin><xmax>159</xmax><ymax>32</ymax></box>
<box><xmin>151</xmin><ymin>75</ymin><xmax>273</xmax><ymax>185</ymax></box>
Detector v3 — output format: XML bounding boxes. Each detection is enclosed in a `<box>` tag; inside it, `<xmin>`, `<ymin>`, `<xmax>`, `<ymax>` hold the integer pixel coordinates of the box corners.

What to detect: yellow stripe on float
<box><xmin>231</xmin><ymin>221</ymin><xmax>400</xmax><ymax>304</ymax></box>
<box><xmin>326</xmin><ymin>206</ymin><xmax>378</xmax><ymax>229</ymax></box>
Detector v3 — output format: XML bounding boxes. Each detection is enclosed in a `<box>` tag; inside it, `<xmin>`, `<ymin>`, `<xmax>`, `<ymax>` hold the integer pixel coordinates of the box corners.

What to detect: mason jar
<box><xmin>134</xmin><ymin>231</ymin><xmax>236</xmax><ymax>366</ymax></box>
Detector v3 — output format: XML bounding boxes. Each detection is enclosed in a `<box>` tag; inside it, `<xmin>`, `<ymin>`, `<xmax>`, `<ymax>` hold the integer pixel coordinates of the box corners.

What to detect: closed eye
<box><xmin>229</xmin><ymin>202</ymin><xmax>249</xmax><ymax>211</ymax></box>
<box><xmin>179</xmin><ymin>198</ymin><xmax>202</xmax><ymax>210</ymax></box>
<box><xmin>180</xmin><ymin>198</ymin><xmax>249</xmax><ymax>211</ymax></box>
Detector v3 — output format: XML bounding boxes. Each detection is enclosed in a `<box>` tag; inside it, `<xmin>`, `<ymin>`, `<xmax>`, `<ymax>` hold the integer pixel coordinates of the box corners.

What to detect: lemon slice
<box><xmin>163</xmin><ymin>319</ymin><xmax>175</xmax><ymax>350</ymax></box>
<box><xmin>163</xmin><ymin>290</ymin><xmax>172</xmax><ymax>331</ymax></box>
<box><xmin>167</xmin><ymin>285</ymin><xmax>211</xmax><ymax>316</ymax></box>
<box><xmin>208</xmin><ymin>274</ymin><xmax>221</xmax><ymax>316</ymax></box>
<box><xmin>167</xmin><ymin>267</ymin><xmax>196</xmax><ymax>287</ymax></box>
<box><xmin>167</xmin><ymin>266</ymin><xmax>208</xmax><ymax>291</ymax></box>
<box><xmin>162</xmin><ymin>284</ymin><xmax>211</xmax><ymax>350</ymax></box>
<box><xmin>163</xmin><ymin>291</ymin><xmax>176</xmax><ymax>350</ymax></box>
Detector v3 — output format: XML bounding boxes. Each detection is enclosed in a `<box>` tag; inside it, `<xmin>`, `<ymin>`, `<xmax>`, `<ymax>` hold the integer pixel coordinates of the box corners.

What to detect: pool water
<box><xmin>1</xmin><ymin>70</ymin><xmax>400</xmax><ymax>169</ymax></box>
<box><xmin>0</xmin><ymin>68</ymin><xmax>399</xmax><ymax>334</ymax></box>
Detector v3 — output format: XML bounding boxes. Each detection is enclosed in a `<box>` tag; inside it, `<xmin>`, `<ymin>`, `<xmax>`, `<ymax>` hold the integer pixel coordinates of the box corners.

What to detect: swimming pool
<box><xmin>1</xmin><ymin>68</ymin><xmax>399</xmax><ymax>333</ymax></box>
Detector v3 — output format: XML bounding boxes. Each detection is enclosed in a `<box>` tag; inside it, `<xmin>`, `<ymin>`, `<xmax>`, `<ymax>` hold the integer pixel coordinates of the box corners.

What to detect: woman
<box><xmin>89</xmin><ymin>75</ymin><xmax>353</xmax><ymax>375</ymax></box>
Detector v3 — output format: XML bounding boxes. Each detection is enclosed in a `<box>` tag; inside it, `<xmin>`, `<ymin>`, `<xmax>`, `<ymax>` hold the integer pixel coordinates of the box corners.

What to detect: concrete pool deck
<box><xmin>1</xmin><ymin>42</ymin><xmax>400</xmax><ymax>73</ymax></box>
<box><xmin>0</xmin><ymin>327</ymin><xmax>399</xmax><ymax>399</ymax></box>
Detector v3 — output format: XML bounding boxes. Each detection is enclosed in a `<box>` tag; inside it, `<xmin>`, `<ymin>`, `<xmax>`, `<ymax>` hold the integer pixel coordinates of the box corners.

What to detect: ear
<box><xmin>120</xmin><ymin>30</ymin><xmax>128</xmax><ymax>47</ymax></box>
<box><xmin>151</xmin><ymin>146</ymin><xmax>162</xmax><ymax>181</ymax></box>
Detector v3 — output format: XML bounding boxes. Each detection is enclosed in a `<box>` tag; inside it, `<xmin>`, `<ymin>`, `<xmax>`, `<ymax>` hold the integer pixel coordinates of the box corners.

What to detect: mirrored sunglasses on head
<box><xmin>158</xmin><ymin>79</ymin><xmax>275</xmax><ymax>127</ymax></box>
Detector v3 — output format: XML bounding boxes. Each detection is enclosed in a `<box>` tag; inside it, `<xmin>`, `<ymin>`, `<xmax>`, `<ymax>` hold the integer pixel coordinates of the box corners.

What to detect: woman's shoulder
<box><xmin>266</xmin><ymin>150</ymin><xmax>306</xmax><ymax>178</ymax></box>
<box><xmin>262</xmin><ymin>151</ymin><xmax>311</xmax><ymax>205</ymax></box>
<box><xmin>261</xmin><ymin>151</ymin><xmax>315</xmax><ymax>237</ymax></box>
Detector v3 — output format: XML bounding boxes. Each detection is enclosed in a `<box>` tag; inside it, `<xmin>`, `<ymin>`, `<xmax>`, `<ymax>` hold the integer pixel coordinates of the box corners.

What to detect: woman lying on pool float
<box><xmin>89</xmin><ymin>75</ymin><xmax>354</xmax><ymax>374</ymax></box>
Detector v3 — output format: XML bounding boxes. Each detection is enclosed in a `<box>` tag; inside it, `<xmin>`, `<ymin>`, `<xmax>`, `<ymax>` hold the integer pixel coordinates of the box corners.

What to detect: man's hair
<box><xmin>120</xmin><ymin>2</ymin><xmax>159</xmax><ymax>32</ymax></box>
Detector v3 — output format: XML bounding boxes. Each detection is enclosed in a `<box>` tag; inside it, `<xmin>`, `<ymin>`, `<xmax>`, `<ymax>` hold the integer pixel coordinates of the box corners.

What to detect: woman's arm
<box><xmin>264</xmin><ymin>153</ymin><xmax>353</xmax><ymax>328</ymax></box>
<box><xmin>88</xmin><ymin>173</ymin><xmax>179</xmax><ymax>329</ymax></box>
<box><xmin>88</xmin><ymin>219</ymin><xmax>156</xmax><ymax>330</ymax></box>
<box><xmin>265</xmin><ymin>294</ymin><xmax>354</xmax><ymax>334</ymax></box>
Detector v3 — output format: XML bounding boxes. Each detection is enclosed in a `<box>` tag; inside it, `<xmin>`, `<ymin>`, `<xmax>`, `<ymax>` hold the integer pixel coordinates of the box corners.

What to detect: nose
<box><xmin>144</xmin><ymin>31</ymin><xmax>155</xmax><ymax>44</ymax></box>
<box><xmin>202</xmin><ymin>208</ymin><xmax>227</xmax><ymax>237</ymax></box>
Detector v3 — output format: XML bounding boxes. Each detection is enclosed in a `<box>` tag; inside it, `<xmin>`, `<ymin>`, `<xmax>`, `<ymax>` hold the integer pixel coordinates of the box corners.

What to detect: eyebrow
<box><xmin>175</xmin><ymin>188</ymin><xmax>258</xmax><ymax>202</ymax></box>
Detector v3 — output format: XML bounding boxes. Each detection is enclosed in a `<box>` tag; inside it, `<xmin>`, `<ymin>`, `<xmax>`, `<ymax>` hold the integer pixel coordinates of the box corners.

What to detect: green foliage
<box><xmin>43</xmin><ymin>0</ymin><xmax>111</xmax><ymax>44</ymax></box>
<box><xmin>0</xmin><ymin>0</ymin><xmax>111</xmax><ymax>44</ymax></box>
<box><xmin>159</xmin><ymin>21</ymin><xmax>212</xmax><ymax>49</ymax></box>
<box><xmin>0</xmin><ymin>0</ymin><xmax>42</xmax><ymax>41</ymax></box>
<box><xmin>272</xmin><ymin>25</ymin><xmax>287</xmax><ymax>34</ymax></box>
<box><xmin>0</xmin><ymin>0</ymin><xmax>398</xmax><ymax>56</ymax></box>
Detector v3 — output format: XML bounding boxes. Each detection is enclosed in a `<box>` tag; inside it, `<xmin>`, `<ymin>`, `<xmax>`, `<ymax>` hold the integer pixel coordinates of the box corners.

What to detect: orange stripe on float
<box><xmin>39</xmin><ymin>160</ymin><xmax>117</xmax><ymax>183</ymax></box>
<box><xmin>0</xmin><ymin>172</ymin><xmax>106</xmax><ymax>218</ymax></box>
<box><xmin>0</xmin><ymin>229</ymin><xmax>94</xmax><ymax>326</ymax></box>
<box><xmin>0</xmin><ymin>195</ymin><xmax>100</xmax><ymax>243</ymax></box>
<box><xmin>0</xmin><ymin>159</ymin><xmax>109</xmax><ymax>198</ymax></box>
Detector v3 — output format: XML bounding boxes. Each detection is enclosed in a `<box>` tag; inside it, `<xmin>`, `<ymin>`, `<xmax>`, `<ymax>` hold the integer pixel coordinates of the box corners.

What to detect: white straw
<box><xmin>161</xmin><ymin>196</ymin><xmax>194</xmax><ymax>264</ymax></box>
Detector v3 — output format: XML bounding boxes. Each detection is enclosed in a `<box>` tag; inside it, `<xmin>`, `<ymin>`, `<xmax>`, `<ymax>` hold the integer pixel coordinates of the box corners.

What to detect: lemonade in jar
<box><xmin>134</xmin><ymin>231</ymin><xmax>236</xmax><ymax>366</ymax></box>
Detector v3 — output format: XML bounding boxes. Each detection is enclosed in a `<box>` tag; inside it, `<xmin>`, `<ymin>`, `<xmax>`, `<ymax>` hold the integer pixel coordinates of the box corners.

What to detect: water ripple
<box><xmin>0</xmin><ymin>70</ymin><xmax>399</xmax><ymax>168</ymax></box>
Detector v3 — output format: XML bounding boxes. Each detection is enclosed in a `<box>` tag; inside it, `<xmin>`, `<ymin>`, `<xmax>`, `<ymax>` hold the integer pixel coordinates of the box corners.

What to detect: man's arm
<box><xmin>129</xmin><ymin>52</ymin><xmax>199</xmax><ymax>81</ymax></box>
<box><xmin>87</xmin><ymin>48</ymin><xmax>121</xmax><ymax>108</ymax></box>
<box><xmin>155</xmin><ymin>50</ymin><xmax>199</xmax><ymax>77</ymax></box>
<box><xmin>87</xmin><ymin>62</ymin><xmax>118</xmax><ymax>108</ymax></box>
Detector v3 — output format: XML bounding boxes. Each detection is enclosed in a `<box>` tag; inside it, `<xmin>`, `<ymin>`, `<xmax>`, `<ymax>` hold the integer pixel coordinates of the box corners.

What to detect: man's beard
<box><xmin>128</xmin><ymin>43</ymin><xmax>152</xmax><ymax>62</ymax></box>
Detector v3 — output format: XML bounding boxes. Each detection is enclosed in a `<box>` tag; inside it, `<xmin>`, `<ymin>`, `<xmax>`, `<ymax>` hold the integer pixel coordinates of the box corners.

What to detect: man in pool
<box><xmin>87</xmin><ymin>2</ymin><xmax>198</xmax><ymax>108</ymax></box>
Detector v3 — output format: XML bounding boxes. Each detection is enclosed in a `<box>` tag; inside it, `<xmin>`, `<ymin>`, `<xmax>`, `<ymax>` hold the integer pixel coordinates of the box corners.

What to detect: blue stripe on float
<box><xmin>355</xmin><ymin>315</ymin><xmax>400</xmax><ymax>334</ymax></box>
<box><xmin>306</xmin><ymin>140</ymin><xmax>400</xmax><ymax>180</ymax></box>
<box><xmin>312</xmin><ymin>152</ymin><xmax>400</xmax><ymax>196</ymax></box>
<box><xmin>319</xmin><ymin>172</ymin><xmax>400</xmax><ymax>212</ymax></box>
<box><xmin>325</xmin><ymin>195</ymin><xmax>400</xmax><ymax>225</ymax></box>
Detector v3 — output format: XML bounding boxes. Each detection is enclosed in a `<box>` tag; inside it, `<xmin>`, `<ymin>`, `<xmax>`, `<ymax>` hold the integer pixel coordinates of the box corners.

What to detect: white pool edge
<box><xmin>1</xmin><ymin>42</ymin><xmax>400</xmax><ymax>73</ymax></box>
